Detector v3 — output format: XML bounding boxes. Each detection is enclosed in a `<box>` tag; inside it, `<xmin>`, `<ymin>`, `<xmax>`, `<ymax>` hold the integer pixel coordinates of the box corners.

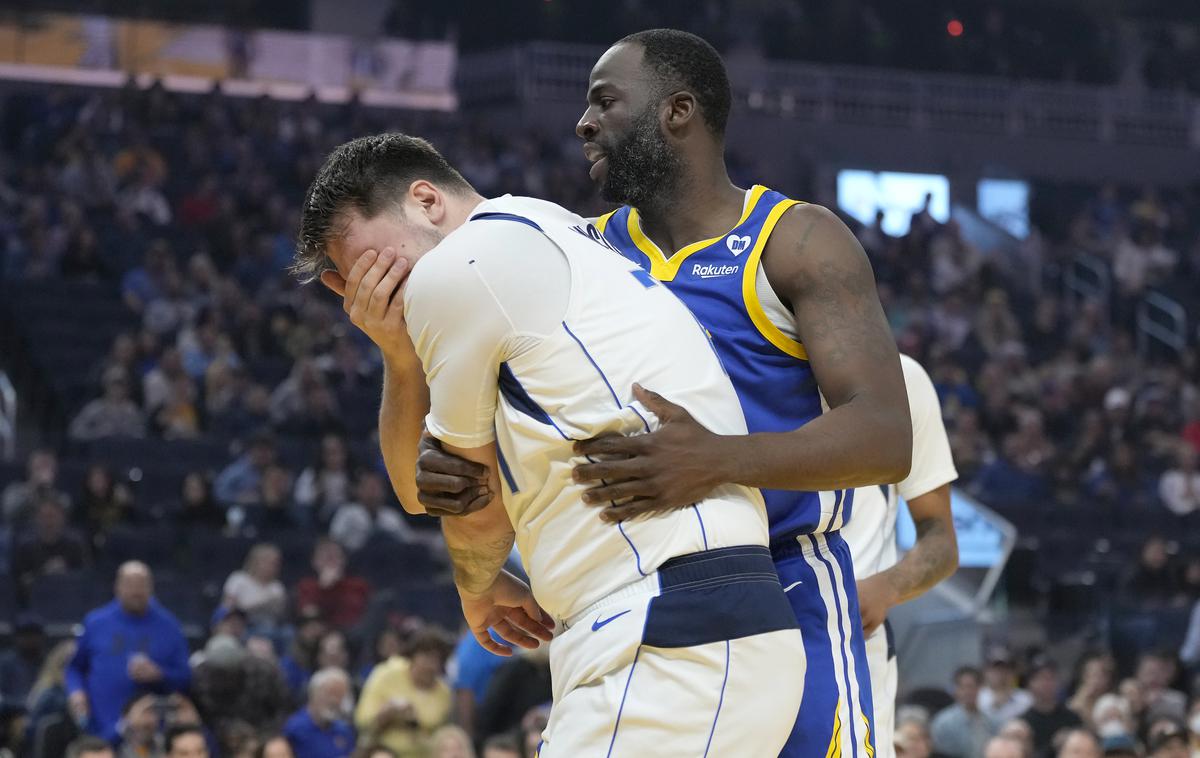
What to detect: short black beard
<box><xmin>600</xmin><ymin>105</ymin><xmax>683</xmax><ymax>215</ymax></box>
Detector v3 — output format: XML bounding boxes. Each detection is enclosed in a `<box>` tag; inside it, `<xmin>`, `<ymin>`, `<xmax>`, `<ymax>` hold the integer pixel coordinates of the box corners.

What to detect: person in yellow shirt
<box><xmin>355</xmin><ymin>630</ymin><xmax>453</xmax><ymax>758</ymax></box>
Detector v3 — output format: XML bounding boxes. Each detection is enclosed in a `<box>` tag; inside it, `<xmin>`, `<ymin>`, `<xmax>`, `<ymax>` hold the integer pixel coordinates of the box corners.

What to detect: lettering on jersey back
<box><xmin>571</xmin><ymin>223</ymin><xmax>619</xmax><ymax>252</ymax></box>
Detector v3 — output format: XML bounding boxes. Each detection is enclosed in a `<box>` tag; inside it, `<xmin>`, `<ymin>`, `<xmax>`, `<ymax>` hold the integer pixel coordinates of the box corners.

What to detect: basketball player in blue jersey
<box><xmin>415</xmin><ymin>29</ymin><xmax>913</xmax><ymax>758</ymax></box>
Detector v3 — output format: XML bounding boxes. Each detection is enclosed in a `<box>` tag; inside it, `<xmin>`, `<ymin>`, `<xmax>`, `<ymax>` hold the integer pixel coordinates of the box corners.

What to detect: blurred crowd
<box><xmin>0</xmin><ymin>64</ymin><xmax>1197</xmax><ymax>758</ymax></box>
<box><xmin>893</xmin><ymin>645</ymin><xmax>1200</xmax><ymax>758</ymax></box>
<box><xmin>0</xmin><ymin>555</ymin><xmax>550</xmax><ymax>758</ymax></box>
<box><xmin>854</xmin><ymin>183</ymin><xmax>1200</xmax><ymax>535</ymax></box>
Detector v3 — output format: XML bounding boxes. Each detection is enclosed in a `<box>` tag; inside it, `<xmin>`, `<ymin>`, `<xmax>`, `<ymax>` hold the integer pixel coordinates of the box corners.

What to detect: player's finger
<box><xmin>474</xmin><ymin>628</ymin><xmax>513</xmax><ymax>657</ymax></box>
<box><xmin>417</xmin><ymin>491</ymin><xmax>481</xmax><ymax>515</ymax></box>
<box><xmin>343</xmin><ymin>249</ymin><xmax>378</xmax><ymax>314</ymax></box>
<box><xmin>574</xmin><ymin>434</ymin><xmax>643</xmax><ymax>458</ymax></box>
<box><xmin>366</xmin><ymin>254</ymin><xmax>409</xmax><ymax>320</ymax></box>
<box><xmin>581</xmin><ymin>479</ymin><xmax>655</xmax><ymax>505</ymax></box>
<box><xmin>520</xmin><ymin>598</ymin><xmax>557</xmax><ymax>635</ymax></box>
<box><xmin>348</xmin><ymin>249</ymin><xmax>396</xmax><ymax>323</ymax></box>
<box><xmin>510</xmin><ymin>605</ymin><xmax>555</xmax><ymax>639</ymax></box>
<box><xmin>416</xmin><ymin>469</ymin><xmax>478</xmax><ymax>495</ymax></box>
<box><xmin>504</xmin><ymin>609</ymin><xmax>554</xmax><ymax>642</ymax></box>
<box><xmin>492</xmin><ymin>619</ymin><xmax>540</xmax><ymax>650</ymax></box>
<box><xmin>418</xmin><ymin>443</ymin><xmax>490</xmax><ymax>480</ymax></box>
<box><xmin>632</xmin><ymin>382</ymin><xmax>682</xmax><ymax>421</ymax></box>
<box><xmin>573</xmin><ymin>458</ymin><xmax>644</xmax><ymax>484</ymax></box>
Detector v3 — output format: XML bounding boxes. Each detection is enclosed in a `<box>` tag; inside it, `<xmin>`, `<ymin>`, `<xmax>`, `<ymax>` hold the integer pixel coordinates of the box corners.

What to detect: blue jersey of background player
<box><xmin>416</xmin><ymin>29</ymin><xmax>911</xmax><ymax>758</ymax></box>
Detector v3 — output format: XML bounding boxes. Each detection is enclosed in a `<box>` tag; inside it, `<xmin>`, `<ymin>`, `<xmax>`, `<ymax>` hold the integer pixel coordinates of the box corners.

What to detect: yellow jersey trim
<box><xmin>824</xmin><ymin>697</ymin><xmax>843</xmax><ymax>758</ymax></box>
<box><xmin>742</xmin><ymin>199</ymin><xmax>809</xmax><ymax>361</ymax></box>
<box><xmin>626</xmin><ymin>185</ymin><xmax>770</xmax><ymax>282</ymax></box>
<box><xmin>862</xmin><ymin>713</ymin><xmax>875</xmax><ymax>758</ymax></box>
<box><xmin>595</xmin><ymin>210</ymin><xmax>616</xmax><ymax>234</ymax></box>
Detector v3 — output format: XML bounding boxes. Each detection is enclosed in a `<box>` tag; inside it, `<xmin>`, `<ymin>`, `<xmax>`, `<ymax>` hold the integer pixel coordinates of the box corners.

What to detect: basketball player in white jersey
<box><xmin>292</xmin><ymin>133</ymin><xmax>805</xmax><ymax>756</ymax></box>
<box><xmin>840</xmin><ymin>354</ymin><xmax>960</xmax><ymax>758</ymax></box>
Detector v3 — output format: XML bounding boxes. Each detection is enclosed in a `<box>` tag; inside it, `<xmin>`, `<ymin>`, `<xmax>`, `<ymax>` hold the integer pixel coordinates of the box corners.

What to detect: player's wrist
<box><xmin>382</xmin><ymin>347</ymin><xmax>421</xmax><ymax>374</ymax></box>
<box><xmin>702</xmin><ymin>434</ymin><xmax>740</xmax><ymax>489</ymax></box>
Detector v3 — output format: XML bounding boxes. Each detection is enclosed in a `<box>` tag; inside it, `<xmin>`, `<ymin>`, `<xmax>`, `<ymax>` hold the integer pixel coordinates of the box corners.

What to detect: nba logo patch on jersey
<box><xmin>726</xmin><ymin>234</ymin><xmax>752</xmax><ymax>256</ymax></box>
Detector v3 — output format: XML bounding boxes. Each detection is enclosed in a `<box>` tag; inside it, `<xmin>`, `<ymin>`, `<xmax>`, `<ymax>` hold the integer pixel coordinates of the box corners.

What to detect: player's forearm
<box><xmin>876</xmin><ymin>515</ymin><xmax>958</xmax><ymax>605</ymax></box>
<box><xmin>712</xmin><ymin>397</ymin><xmax>912</xmax><ymax>491</ymax></box>
<box><xmin>379</xmin><ymin>355</ymin><xmax>431</xmax><ymax>515</ymax></box>
<box><xmin>442</xmin><ymin>509</ymin><xmax>515</xmax><ymax>596</ymax></box>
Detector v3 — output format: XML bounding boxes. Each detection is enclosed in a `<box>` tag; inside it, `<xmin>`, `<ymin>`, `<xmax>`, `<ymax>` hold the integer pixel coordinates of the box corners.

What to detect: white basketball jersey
<box><xmin>843</xmin><ymin>354</ymin><xmax>958</xmax><ymax>578</ymax></box>
<box><xmin>405</xmin><ymin>195</ymin><xmax>769</xmax><ymax>621</ymax></box>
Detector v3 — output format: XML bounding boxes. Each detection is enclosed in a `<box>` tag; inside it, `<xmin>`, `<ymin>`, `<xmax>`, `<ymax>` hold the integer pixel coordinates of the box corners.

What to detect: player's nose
<box><xmin>576</xmin><ymin>109</ymin><xmax>598</xmax><ymax>141</ymax></box>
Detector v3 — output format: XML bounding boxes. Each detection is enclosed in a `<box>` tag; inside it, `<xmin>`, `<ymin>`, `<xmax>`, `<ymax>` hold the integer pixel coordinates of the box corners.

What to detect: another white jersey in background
<box><xmin>404</xmin><ymin>195</ymin><xmax>769</xmax><ymax>622</ymax></box>
<box><xmin>842</xmin><ymin>353</ymin><xmax>958</xmax><ymax>758</ymax></box>
<box><xmin>843</xmin><ymin>354</ymin><xmax>958</xmax><ymax>579</ymax></box>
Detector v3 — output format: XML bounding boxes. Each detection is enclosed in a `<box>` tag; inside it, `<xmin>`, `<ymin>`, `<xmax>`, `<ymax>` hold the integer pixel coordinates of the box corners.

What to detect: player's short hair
<box><xmin>294</xmin><ymin>133</ymin><xmax>473</xmax><ymax>283</ymax></box>
<box><xmin>617</xmin><ymin>29</ymin><xmax>732</xmax><ymax>137</ymax></box>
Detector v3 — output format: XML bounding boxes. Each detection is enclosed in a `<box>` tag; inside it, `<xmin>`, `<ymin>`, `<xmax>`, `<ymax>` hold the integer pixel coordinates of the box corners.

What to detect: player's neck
<box><xmin>635</xmin><ymin>163</ymin><xmax>744</xmax><ymax>255</ymax></box>
<box><xmin>443</xmin><ymin>190</ymin><xmax>488</xmax><ymax>232</ymax></box>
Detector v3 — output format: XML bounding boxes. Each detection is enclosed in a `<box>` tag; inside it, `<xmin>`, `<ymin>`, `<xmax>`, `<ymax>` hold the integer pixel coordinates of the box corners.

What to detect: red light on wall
<box><xmin>947</xmin><ymin>19</ymin><xmax>964</xmax><ymax>37</ymax></box>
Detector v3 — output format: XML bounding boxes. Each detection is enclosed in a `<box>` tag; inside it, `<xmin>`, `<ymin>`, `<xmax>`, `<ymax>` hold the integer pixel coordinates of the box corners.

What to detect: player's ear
<box><xmin>664</xmin><ymin>91</ymin><xmax>697</xmax><ymax>132</ymax></box>
<box><xmin>319</xmin><ymin>270</ymin><xmax>347</xmax><ymax>297</ymax></box>
<box><xmin>409</xmin><ymin>180</ymin><xmax>443</xmax><ymax>223</ymax></box>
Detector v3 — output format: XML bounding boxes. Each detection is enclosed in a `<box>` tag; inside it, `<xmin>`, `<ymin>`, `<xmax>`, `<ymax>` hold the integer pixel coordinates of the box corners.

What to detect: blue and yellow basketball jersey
<box><xmin>597</xmin><ymin>185</ymin><xmax>851</xmax><ymax>543</ymax></box>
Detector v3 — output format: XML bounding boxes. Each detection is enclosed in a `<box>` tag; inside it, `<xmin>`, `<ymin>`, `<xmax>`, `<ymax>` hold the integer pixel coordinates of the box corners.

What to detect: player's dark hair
<box><xmin>294</xmin><ymin>133</ymin><xmax>473</xmax><ymax>283</ymax></box>
<box><xmin>618</xmin><ymin>29</ymin><xmax>731</xmax><ymax>137</ymax></box>
<box><xmin>165</xmin><ymin>723</ymin><xmax>206</xmax><ymax>754</ymax></box>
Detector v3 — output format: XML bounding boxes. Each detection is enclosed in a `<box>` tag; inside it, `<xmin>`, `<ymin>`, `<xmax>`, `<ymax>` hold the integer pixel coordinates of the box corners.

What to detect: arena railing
<box><xmin>459</xmin><ymin>42</ymin><xmax>1200</xmax><ymax>149</ymax></box>
<box><xmin>0</xmin><ymin>370</ymin><xmax>15</xmax><ymax>462</ymax></box>
<box><xmin>1137</xmin><ymin>291</ymin><xmax>1188</xmax><ymax>356</ymax></box>
<box><xmin>1064</xmin><ymin>251</ymin><xmax>1112</xmax><ymax>320</ymax></box>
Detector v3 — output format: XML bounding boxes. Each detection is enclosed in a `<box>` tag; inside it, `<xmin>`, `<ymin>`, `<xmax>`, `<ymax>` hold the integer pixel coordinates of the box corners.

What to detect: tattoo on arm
<box><xmin>444</xmin><ymin>529</ymin><xmax>514</xmax><ymax>595</ymax></box>
<box><xmin>883</xmin><ymin>517</ymin><xmax>958</xmax><ymax>603</ymax></box>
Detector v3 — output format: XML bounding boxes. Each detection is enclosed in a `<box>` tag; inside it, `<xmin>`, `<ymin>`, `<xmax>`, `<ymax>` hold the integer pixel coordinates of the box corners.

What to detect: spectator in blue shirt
<box><xmin>65</xmin><ymin>561</ymin><xmax>191</xmax><ymax>741</ymax></box>
<box><xmin>283</xmin><ymin>668</ymin><xmax>355</xmax><ymax>758</ymax></box>
<box><xmin>120</xmin><ymin>240</ymin><xmax>172</xmax><ymax>314</ymax></box>
<box><xmin>448</xmin><ymin>630</ymin><xmax>505</xmax><ymax>738</ymax></box>
<box><xmin>215</xmin><ymin>431</ymin><xmax>277</xmax><ymax>507</ymax></box>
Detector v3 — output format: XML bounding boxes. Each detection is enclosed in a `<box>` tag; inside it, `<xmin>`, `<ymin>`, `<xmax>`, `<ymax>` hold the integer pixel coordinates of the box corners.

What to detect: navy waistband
<box><xmin>643</xmin><ymin>545</ymin><xmax>798</xmax><ymax>649</ymax></box>
<box><xmin>657</xmin><ymin>545</ymin><xmax>780</xmax><ymax>593</ymax></box>
<box><xmin>769</xmin><ymin>529</ymin><xmax>845</xmax><ymax>560</ymax></box>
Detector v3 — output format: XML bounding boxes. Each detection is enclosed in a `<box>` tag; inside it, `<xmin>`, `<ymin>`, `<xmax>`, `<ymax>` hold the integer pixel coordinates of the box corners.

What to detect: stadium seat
<box><xmin>100</xmin><ymin>524</ymin><xmax>179</xmax><ymax>572</ymax></box>
<box><xmin>27</xmin><ymin>572</ymin><xmax>100</xmax><ymax>625</ymax></box>
<box><xmin>349</xmin><ymin>535</ymin><xmax>444</xmax><ymax>589</ymax></box>
<box><xmin>0</xmin><ymin>579</ymin><xmax>16</xmax><ymax>625</ymax></box>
